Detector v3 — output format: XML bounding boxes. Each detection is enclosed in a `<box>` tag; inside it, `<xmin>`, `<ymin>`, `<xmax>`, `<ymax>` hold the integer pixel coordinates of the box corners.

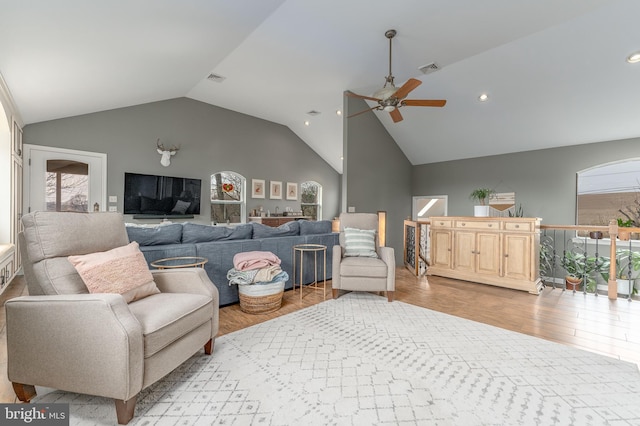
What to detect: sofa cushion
<box><xmin>126</xmin><ymin>223</ymin><xmax>183</xmax><ymax>246</ymax></box>
<box><xmin>299</xmin><ymin>220</ymin><xmax>332</xmax><ymax>235</ymax></box>
<box><xmin>127</xmin><ymin>292</ymin><xmax>213</xmax><ymax>357</ymax></box>
<box><xmin>182</xmin><ymin>223</ymin><xmax>253</xmax><ymax>243</ymax></box>
<box><xmin>68</xmin><ymin>241</ymin><xmax>160</xmax><ymax>303</ymax></box>
<box><xmin>339</xmin><ymin>256</ymin><xmax>388</xmax><ymax>278</ymax></box>
<box><xmin>344</xmin><ymin>227</ymin><xmax>378</xmax><ymax>258</ymax></box>
<box><xmin>252</xmin><ymin>221</ymin><xmax>300</xmax><ymax>238</ymax></box>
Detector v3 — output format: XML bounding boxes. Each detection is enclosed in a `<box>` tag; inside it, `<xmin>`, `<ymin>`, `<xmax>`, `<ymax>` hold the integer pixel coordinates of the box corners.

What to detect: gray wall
<box><xmin>23</xmin><ymin>97</ymin><xmax>340</xmax><ymax>224</ymax></box>
<box><xmin>344</xmin><ymin>95</ymin><xmax>412</xmax><ymax>264</ymax></box>
<box><xmin>412</xmin><ymin>136</ymin><xmax>640</xmax><ymax>225</ymax></box>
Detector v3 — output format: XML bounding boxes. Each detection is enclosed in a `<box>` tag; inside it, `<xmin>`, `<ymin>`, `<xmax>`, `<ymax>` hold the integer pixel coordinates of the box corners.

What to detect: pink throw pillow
<box><xmin>68</xmin><ymin>242</ymin><xmax>160</xmax><ymax>303</ymax></box>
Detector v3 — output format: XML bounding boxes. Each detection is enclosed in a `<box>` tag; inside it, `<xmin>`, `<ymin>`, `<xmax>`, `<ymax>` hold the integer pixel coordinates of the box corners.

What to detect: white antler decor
<box><xmin>156</xmin><ymin>139</ymin><xmax>180</xmax><ymax>167</ymax></box>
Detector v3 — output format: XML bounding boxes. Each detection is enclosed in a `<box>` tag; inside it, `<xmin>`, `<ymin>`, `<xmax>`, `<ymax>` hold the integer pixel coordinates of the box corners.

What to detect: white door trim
<box><xmin>23</xmin><ymin>144</ymin><xmax>107</xmax><ymax>214</ymax></box>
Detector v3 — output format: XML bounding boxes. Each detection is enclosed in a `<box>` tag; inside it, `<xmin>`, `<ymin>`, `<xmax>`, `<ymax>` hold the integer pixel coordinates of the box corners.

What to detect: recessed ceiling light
<box><xmin>336</xmin><ymin>110</ymin><xmax>342</xmax><ymax>116</ymax></box>
<box><xmin>304</xmin><ymin>120</ymin><xmax>310</xmax><ymax>126</ymax></box>
<box><xmin>478</xmin><ymin>93</ymin><xmax>489</xmax><ymax>102</ymax></box>
<box><xmin>627</xmin><ymin>51</ymin><xmax>640</xmax><ymax>63</ymax></box>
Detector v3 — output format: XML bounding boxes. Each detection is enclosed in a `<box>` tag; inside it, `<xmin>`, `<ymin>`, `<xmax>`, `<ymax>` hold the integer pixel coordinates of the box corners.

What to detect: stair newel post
<box><xmin>608</xmin><ymin>219</ymin><xmax>618</xmax><ymax>300</ymax></box>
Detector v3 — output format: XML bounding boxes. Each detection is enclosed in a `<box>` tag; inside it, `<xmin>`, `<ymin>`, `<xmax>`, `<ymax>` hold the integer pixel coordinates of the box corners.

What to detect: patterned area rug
<box><xmin>36</xmin><ymin>292</ymin><xmax>640</xmax><ymax>425</ymax></box>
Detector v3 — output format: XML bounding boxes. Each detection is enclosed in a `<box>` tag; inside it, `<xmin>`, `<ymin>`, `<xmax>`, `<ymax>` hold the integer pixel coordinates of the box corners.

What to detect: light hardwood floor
<box><xmin>1</xmin><ymin>268</ymin><xmax>639</xmax><ymax>403</ymax></box>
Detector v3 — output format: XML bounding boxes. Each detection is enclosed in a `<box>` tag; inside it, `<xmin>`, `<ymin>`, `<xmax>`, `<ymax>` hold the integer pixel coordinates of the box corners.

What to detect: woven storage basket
<box><xmin>238</xmin><ymin>281</ymin><xmax>285</xmax><ymax>314</ymax></box>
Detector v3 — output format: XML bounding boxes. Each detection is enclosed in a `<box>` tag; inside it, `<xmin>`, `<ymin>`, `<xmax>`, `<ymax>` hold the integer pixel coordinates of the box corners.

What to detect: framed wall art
<box><xmin>286</xmin><ymin>182</ymin><xmax>298</xmax><ymax>200</ymax></box>
<box><xmin>251</xmin><ymin>179</ymin><xmax>265</xmax><ymax>199</ymax></box>
<box><xmin>270</xmin><ymin>181</ymin><xmax>282</xmax><ymax>199</ymax></box>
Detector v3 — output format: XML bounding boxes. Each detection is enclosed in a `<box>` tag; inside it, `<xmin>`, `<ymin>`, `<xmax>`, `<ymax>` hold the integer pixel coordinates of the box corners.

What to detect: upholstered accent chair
<box><xmin>332</xmin><ymin>212</ymin><xmax>395</xmax><ymax>301</ymax></box>
<box><xmin>6</xmin><ymin>212</ymin><xmax>219</xmax><ymax>424</ymax></box>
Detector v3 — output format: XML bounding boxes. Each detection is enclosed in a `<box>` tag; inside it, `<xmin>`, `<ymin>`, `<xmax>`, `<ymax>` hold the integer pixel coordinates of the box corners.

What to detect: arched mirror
<box><xmin>412</xmin><ymin>195</ymin><xmax>447</xmax><ymax>220</ymax></box>
<box><xmin>577</xmin><ymin>159</ymin><xmax>640</xmax><ymax>228</ymax></box>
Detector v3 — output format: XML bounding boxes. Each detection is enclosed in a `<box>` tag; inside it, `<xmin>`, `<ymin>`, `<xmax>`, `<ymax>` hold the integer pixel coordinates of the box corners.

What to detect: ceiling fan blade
<box><xmin>389</xmin><ymin>108</ymin><xmax>403</xmax><ymax>123</ymax></box>
<box><xmin>345</xmin><ymin>90</ymin><xmax>382</xmax><ymax>102</ymax></box>
<box><xmin>402</xmin><ymin>99</ymin><xmax>447</xmax><ymax>107</ymax></box>
<box><xmin>393</xmin><ymin>78</ymin><xmax>422</xmax><ymax>100</ymax></box>
<box><xmin>347</xmin><ymin>106</ymin><xmax>381</xmax><ymax>119</ymax></box>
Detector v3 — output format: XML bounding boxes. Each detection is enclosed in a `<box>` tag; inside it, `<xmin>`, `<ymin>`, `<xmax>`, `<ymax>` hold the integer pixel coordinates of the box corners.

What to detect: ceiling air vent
<box><xmin>306</xmin><ymin>110</ymin><xmax>321</xmax><ymax>116</ymax></box>
<box><xmin>418</xmin><ymin>62</ymin><xmax>440</xmax><ymax>75</ymax></box>
<box><xmin>206</xmin><ymin>73</ymin><xmax>226</xmax><ymax>83</ymax></box>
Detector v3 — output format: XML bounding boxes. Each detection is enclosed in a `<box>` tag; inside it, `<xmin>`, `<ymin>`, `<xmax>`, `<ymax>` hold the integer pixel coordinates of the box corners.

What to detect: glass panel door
<box><xmin>24</xmin><ymin>144</ymin><xmax>106</xmax><ymax>214</ymax></box>
<box><xmin>46</xmin><ymin>159</ymin><xmax>89</xmax><ymax>212</ymax></box>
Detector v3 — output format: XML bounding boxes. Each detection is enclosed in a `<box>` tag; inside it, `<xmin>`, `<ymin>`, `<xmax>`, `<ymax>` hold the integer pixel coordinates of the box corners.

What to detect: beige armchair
<box><xmin>332</xmin><ymin>212</ymin><xmax>395</xmax><ymax>301</ymax></box>
<box><xmin>6</xmin><ymin>212</ymin><xmax>219</xmax><ymax>424</ymax></box>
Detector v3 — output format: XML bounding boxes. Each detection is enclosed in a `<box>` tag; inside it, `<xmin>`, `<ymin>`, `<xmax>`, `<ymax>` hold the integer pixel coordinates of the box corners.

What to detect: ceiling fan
<box><xmin>346</xmin><ymin>29</ymin><xmax>446</xmax><ymax>123</ymax></box>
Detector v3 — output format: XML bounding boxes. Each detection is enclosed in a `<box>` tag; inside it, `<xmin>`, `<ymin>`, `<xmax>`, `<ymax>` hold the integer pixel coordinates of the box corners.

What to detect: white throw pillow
<box><xmin>344</xmin><ymin>227</ymin><xmax>378</xmax><ymax>258</ymax></box>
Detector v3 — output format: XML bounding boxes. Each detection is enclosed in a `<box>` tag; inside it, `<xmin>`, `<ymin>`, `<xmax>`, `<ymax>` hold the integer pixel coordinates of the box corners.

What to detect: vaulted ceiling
<box><xmin>1</xmin><ymin>0</ymin><xmax>639</xmax><ymax>174</ymax></box>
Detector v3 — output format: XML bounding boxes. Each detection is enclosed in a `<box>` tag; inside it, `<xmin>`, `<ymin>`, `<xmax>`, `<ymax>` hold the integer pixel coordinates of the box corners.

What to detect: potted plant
<box><xmin>469</xmin><ymin>188</ymin><xmax>495</xmax><ymax>217</ymax></box>
<box><xmin>560</xmin><ymin>251</ymin><xmax>598</xmax><ymax>291</ymax></box>
<box><xmin>601</xmin><ymin>249</ymin><xmax>640</xmax><ymax>296</ymax></box>
<box><xmin>617</xmin><ymin>218</ymin><xmax>633</xmax><ymax>241</ymax></box>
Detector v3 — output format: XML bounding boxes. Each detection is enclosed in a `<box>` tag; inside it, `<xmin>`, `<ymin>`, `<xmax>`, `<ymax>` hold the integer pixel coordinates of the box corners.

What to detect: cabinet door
<box><xmin>431</xmin><ymin>229</ymin><xmax>452</xmax><ymax>269</ymax></box>
<box><xmin>454</xmin><ymin>231</ymin><xmax>476</xmax><ymax>272</ymax></box>
<box><xmin>503</xmin><ymin>234</ymin><xmax>532</xmax><ymax>280</ymax></box>
<box><xmin>476</xmin><ymin>232</ymin><xmax>500</xmax><ymax>276</ymax></box>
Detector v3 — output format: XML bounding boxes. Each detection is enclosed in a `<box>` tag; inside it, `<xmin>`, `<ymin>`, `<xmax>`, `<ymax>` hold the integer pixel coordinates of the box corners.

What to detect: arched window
<box><xmin>211</xmin><ymin>171</ymin><xmax>246</xmax><ymax>224</ymax></box>
<box><xmin>577</xmin><ymin>159</ymin><xmax>640</xmax><ymax>229</ymax></box>
<box><xmin>301</xmin><ymin>181</ymin><xmax>322</xmax><ymax>220</ymax></box>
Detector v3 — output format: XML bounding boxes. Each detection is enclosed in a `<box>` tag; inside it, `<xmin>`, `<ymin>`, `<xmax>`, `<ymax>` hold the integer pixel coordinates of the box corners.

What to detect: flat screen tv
<box><xmin>124</xmin><ymin>172</ymin><xmax>201</xmax><ymax>218</ymax></box>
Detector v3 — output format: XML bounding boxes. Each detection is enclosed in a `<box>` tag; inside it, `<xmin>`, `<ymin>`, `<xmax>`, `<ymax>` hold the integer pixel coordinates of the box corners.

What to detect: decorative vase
<box><xmin>618</xmin><ymin>230</ymin><xmax>631</xmax><ymax>241</ymax></box>
<box><xmin>565</xmin><ymin>276</ymin><xmax>583</xmax><ymax>291</ymax></box>
<box><xmin>616</xmin><ymin>278</ymin><xmax>634</xmax><ymax>296</ymax></box>
<box><xmin>474</xmin><ymin>205</ymin><xmax>490</xmax><ymax>217</ymax></box>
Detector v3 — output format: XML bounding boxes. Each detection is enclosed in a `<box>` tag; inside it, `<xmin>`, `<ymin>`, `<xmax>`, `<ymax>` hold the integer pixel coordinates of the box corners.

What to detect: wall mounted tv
<box><xmin>124</xmin><ymin>172</ymin><xmax>202</xmax><ymax>219</ymax></box>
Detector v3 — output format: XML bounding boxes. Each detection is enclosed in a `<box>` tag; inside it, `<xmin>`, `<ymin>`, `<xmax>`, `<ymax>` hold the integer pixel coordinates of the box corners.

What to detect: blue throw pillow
<box><xmin>252</xmin><ymin>221</ymin><xmax>300</xmax><ymax>238</ymax></box>
<box><xmin>182</xmin><ymin>223</ymin><xmax>253</xmax><ymax>243</ymax></box>
<box><xmin>126</xmin><ymin>223</ymin><xmax>183</xmax><ymax>246</ymax></box>
<box><xmin>299</xmin><ymin>220</ymin><xmax>332</xmax><ymax>235</ymax></box>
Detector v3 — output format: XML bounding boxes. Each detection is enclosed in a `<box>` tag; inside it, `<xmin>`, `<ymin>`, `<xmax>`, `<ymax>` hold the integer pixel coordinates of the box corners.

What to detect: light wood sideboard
<box><xmin>427</xmin><ymin>216</ymin><xmax>543</xmax><ymax>294</ymax></box>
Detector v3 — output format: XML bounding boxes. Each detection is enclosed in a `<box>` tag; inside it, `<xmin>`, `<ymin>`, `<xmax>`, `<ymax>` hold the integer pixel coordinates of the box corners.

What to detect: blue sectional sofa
<box><xmin>126</xmin><ymin>220</ymin><xmax>338</xmax><ymax>306</ymax></box>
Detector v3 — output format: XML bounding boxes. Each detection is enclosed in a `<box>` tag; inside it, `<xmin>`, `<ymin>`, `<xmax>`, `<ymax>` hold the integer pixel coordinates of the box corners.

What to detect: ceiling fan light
<box><xmin>373</xmin><ymin>86</ymin><xmax>397</xmax><ymax>100</ymax></box>
<box><xmin>383</xmin><ymin>105</ymin><xmax>396</xmax><ymax>112</ymax></box>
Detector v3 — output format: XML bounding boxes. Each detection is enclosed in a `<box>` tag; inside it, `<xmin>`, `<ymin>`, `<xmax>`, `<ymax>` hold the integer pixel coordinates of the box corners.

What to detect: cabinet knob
<box><xmin>488</xmin><ymin>224</ymin><xmax>492</xmax><ymax>227</ymax></box>
<box><xmin>504</xmin><ymin>254</ymin><xmax>509</xmax><ymax>257</ymax></box>
<box><xmin>515</xmin><ymin>225</ymin><xmax>520</xmax><ymax>228</ymax></box>
<box><xmin>461</xmin><ymin>223</ymin><xmax>466</xmax><ymax>226</ymax></box>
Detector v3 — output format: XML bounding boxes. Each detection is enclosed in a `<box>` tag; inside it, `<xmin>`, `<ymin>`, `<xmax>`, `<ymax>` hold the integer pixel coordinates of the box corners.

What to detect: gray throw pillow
<box><xmin>252</xmin><ymin>221</ymin><xmax>300</xmax><ymax>238</ymax></box>
<box><xmin>182</xmin><ymin>223</ymin><xmax>253</xmax><ymax>243</ymax></box>
<box><xmin>299</xmin><ymin>220</ymin><xmax>332</xmax><ymax>235</ymax></box>
<box><xmin>126</xmin><ymin>223</ymin><xmax>183</xmax><ymax>246</ymax></box>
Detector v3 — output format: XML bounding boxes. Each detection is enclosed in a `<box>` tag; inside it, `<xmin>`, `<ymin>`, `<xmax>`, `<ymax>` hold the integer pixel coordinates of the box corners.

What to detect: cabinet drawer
<box><xmin>455</xmin><ymin>220</ymin><xmax>499</xmax><ymax>230</ymax></box>
<box><xmin>504</xmin><ymin>222</ymin><xmax>532</xmax><ymax>232</ymax></box>
<box><xmin>431</xmin><ymin>219</ymin><xmax>452</xmax><ymax>228</ymax></box>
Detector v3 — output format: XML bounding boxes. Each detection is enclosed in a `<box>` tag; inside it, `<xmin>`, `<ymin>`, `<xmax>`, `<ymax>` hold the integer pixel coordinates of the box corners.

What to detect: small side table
<box><xmin>150</xmin><ymin>256</ymin><xmax>208</xmax><ymax>269</ymax></box>
<box><xmin>293</xmin><ymin>244</ymin><xmax>327</xmax><ymax>301</ymax></box>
